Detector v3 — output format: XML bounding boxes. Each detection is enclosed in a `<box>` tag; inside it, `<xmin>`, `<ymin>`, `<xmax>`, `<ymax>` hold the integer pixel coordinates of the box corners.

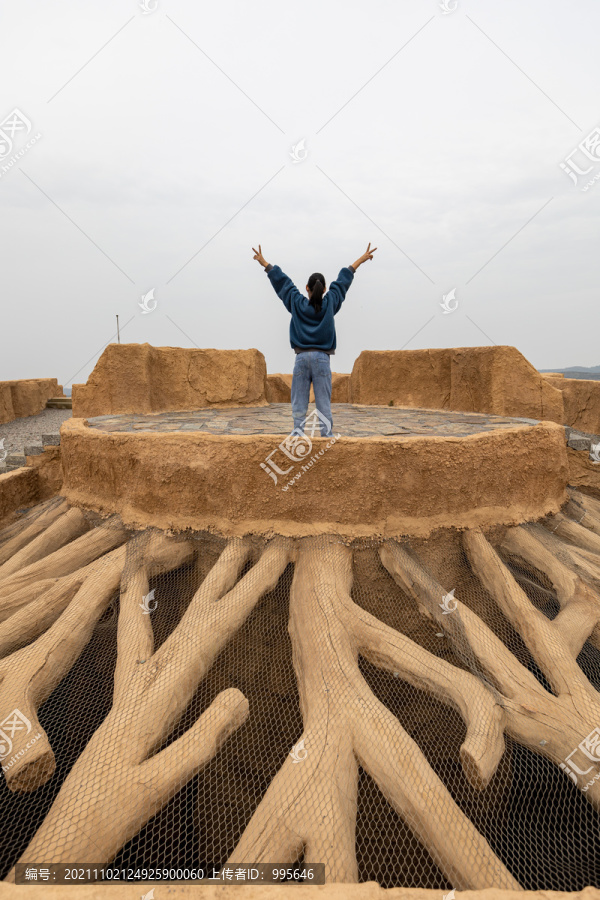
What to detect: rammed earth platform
<box><xmin>59</xmin><ymin>404</ymin><xmax>570</xmax><ymax>538</ymax></box>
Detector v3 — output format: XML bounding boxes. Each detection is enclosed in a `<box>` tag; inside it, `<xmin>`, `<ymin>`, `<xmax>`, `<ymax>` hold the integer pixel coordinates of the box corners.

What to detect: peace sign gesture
<box><xmin>361</xmin><ymin>243</ymin><xmax>377</xmax><ymax>263</ymax></box>
<box><xmin>252</xmin><ymin>244</ymin><xmax>269</xmax><ymax>268</ymax></box>
<box><xmin>351</xmin><ymin>243</ymin><xmax>378</xmax><ymax>270</ymax></box>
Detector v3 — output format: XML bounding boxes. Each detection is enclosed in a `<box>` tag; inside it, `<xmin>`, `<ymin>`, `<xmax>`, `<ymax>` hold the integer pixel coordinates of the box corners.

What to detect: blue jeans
<box><xmin>291</xmin><ymin>351</ymin><xmax>333</xmax><ymax>437</ymax></box>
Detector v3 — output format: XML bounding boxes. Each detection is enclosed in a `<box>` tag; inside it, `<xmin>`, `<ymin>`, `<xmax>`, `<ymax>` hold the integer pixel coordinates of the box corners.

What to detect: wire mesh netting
<box><xmin>0</xmin><ymin>492</ymin><xmax>600</xmax><ymax>889</ymax></box>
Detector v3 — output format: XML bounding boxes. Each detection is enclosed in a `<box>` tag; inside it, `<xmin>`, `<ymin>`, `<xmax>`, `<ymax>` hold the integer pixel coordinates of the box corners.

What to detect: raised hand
<box><xmin>351</xmin><ymin>243</ymin><xmax>378</xmax><ymax>271</ymax></box>
<box><xmin>252</xmin><ymin>244</ymin><xmax>269</xmax><ymax>268</ymax></box>
<box><xmin>362</xmin><ymin>242</ymin><xmax>377</xmax><ymax>263</ymax></box>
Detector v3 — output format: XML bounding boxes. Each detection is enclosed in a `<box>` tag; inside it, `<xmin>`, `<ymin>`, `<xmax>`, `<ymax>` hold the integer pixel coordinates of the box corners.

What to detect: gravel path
<box><xmin>0</xmin><ymin>409</ymin><xmax>72</xmax><ymax>455</ymax></box>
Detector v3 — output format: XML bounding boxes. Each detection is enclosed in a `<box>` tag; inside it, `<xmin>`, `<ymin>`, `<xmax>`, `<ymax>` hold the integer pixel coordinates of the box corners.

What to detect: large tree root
<box><xmin>568</xmin><ymin>488</ymin><xmax>600</xmax><ymax>526</ymax></box>
<box><xmin>0</xmin><ymin>496</ymin><xmax>65</xmax><ymax>544</ymax></box>
<box><xmin>535</xmin><ymin>498</ymin><xmax>600</xmax><ymax>587</ymax></box>
<box><xmin>0</xmin><ymin>550</ymin><xmax>128</xmax><ymax>658</ymax></box>
<box><xmin>563</xmin><ymin>493</ymin><xmax>600</xmax><ymax>539</ymax></box>
<box><xmin>0</xmin><ymin>499</ymin><xmax>68</xmax><ymax>567</ymax></box>
<box><xmin>523</xmin><ymin>522</ymin><xmax>600</xmax><ymax>594</ymax></box>
<box><xmin>229</xmin><ymin>538</ymin><xmax>518</xmax><ymax>889</ymax></box>
<box><xmin>0</xmin><ymin>560</ymin><xmax>104</xmax><ymax>658</ymax></box>
<box><xmin>541</xmin><ymin>511</ymin><xmax>600</xmax><ymax>555</ymax></box>
<box><xmin>0</xmin><ymin>507</ymin><xmax>89</xmax><ymax>580</ymax></box>
<box><xmin>0</xmin><ymin>516</ymin><xmax>128</xmax><ymax>620</ymax></box>
<box><xmin>7</xmin><ymin>535</ymin><xmax>292</xmax><ymax>872</ymax></box>
<box><xmin>500</xmin><ymin>524</ymin><xmax>600</xmax><ymax>654</ymax></box>
<box><xmin>0</xmin><ymin>532</ymin><xmax>193</xmax><ymax>791</ymax></box>
<box><xmin>380</xmin><ymin>533</ymin><xmax>600</xmax><ymax>810</ymax></box>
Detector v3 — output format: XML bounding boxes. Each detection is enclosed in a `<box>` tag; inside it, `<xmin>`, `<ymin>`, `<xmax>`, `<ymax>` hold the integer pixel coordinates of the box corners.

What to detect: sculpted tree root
<box><xmin>524</xmin><ymin>521</ymin><xmax>600</xmax><ymax>595</ymax></box>
<box><xmin>563</xmin><ymin>492</ymin><xmax>600</xmax><ymax>539</ymax></box>
<box><xmin>0</xmin><ymin>516</ymin><xmax>129</xmax><ymax>621</ymax></box>
<box><xmin>7</xmin><ymin>534</ymin><xmax>292</xmax><ymax>875</ymax></box>
<box><xmin>228</xmin><ymin>537</ymin><xmax>518</xmax><ymax>889</ymax></box>
<box><xmin>0</xmin><ymin>506</ymin><xmax>90</xmax><ymax>580</ymax></box>
<box><xmin>0</xmin><ymin>498</ymin><xmax>68</xmax><ymax>567</ymax></box>
<box><xmin>0</xmin><ymin>552</ymin><xmax>120</xmax><ymax>658</ymax></box>
<box><xmin>568</xmin><ymin>488</ymin><xmax>600</xmax><ymax>528</ymax></box>
<box><xmin>533</xmin><ymin>498</ymin><xmax>600</xmax><ymax>587</ymax></box>
<box><xmin>8</xmin><ymin>501</ymin><xmax>599</xmax><ymax>883</ymax></box>
<box><xmin>0</xmin><ymin>496</ymin><xmax>65</xmax><ymax>545</ymax></box>
<box><xmin>380</xmin><ymin>532</ymin><xmax>600</xmax><ymax>810</ymax></box>
<box><xmin>500</xmin><ymin>523</ymin><xmax>600</xmax><ymax>655</ymax></box>
<box><xmin>541</xmin><ymin>510</ymin><xmax>600</xmax><ymax>556</ymax></box>
<box><xmin>0</xmin><ymin>532</ymin><xmax>193</xmax><ymax>791</ymax></box>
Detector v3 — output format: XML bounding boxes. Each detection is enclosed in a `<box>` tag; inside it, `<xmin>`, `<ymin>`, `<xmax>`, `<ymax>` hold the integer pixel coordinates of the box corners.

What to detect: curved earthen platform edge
<box><xmin>60</xmin><ymin>418</ymin><xmax>569</xmax><ymax>538</ymax></box>
<box><xmin>1</xmin><ymin>886</ymin><xmax>599</xmax><ymax>899</ymax></box>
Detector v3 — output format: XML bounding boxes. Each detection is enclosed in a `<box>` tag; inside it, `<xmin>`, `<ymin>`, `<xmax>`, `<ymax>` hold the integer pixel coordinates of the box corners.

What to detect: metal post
<box><xmin>116</xmin><ymin>315</ymin><xmax>120</xmax><ymax>344</ymax></box>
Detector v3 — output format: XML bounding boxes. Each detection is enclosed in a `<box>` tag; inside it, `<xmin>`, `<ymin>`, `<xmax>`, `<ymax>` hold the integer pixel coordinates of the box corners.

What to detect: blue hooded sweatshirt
<box><xmin>265</xmin><ymin>263</ymin><xmax>355</xmax><ymax>355</ymax></box>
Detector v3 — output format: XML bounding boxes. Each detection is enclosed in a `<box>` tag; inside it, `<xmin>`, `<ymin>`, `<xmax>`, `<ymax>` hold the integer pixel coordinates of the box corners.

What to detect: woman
<box><xmin>252</xmin><ymin>243</ymin><xmax>377</xmax><ymax>437</ymax></box>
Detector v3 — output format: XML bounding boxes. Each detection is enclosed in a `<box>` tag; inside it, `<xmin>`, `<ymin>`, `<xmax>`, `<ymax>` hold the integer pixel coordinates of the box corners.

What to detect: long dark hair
<box><xmin>307</xmin><ymin>272</ymin><xmax>326</xmax><ymax>314</ymax></box>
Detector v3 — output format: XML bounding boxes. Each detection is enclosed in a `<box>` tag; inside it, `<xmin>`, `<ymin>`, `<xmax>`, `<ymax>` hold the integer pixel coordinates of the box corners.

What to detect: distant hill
<box><xmin>539</xmin><ymin>367</ymin><xmax>600</xmax><ymax>381</ymax></box>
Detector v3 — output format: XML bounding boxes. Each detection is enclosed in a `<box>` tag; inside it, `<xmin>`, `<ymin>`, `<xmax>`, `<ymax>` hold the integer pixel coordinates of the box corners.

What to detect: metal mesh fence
<box><xmin>0</xmin><ymin>494</ymin><xmax>599</xmax><ymax>889</ymax></box>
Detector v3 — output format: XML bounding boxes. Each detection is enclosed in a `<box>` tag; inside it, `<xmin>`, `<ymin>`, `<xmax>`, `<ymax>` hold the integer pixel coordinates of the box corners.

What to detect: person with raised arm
<box><xmin>252</xmin><ymin>243</ymin><xmax>377</xmax><ymax>437</ymax></box>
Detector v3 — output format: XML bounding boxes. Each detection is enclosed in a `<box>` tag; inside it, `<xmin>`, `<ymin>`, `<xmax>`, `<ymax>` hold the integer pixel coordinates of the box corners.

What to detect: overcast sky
<box><xmin>1</xmin><ymin>0</ymin><xmax>599</xmax><ymax>387</ymax></box>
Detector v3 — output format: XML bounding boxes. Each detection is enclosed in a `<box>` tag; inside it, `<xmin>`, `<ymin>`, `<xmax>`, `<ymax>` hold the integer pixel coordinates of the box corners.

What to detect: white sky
<box><xmin>1</xmin><ymin>0</ymin><xmax>599</xmax><ymax>387</ymax></box>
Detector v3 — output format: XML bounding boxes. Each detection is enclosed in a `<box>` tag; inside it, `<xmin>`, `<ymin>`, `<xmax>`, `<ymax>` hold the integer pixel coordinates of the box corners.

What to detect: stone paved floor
<box><xmin>87</xmin><ymin>403</ymin><xmax>544</xmax><ymax>438</ymax></box>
